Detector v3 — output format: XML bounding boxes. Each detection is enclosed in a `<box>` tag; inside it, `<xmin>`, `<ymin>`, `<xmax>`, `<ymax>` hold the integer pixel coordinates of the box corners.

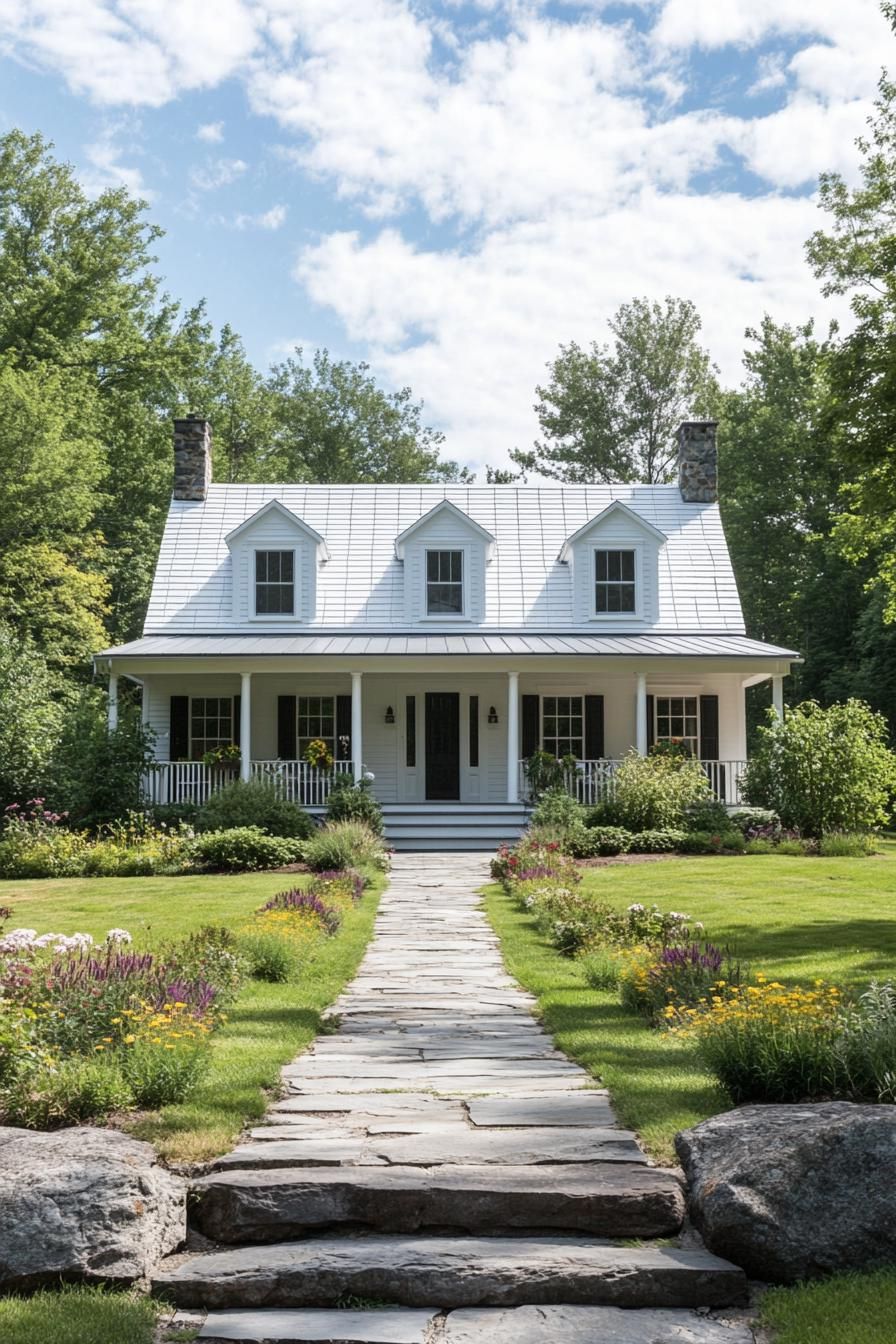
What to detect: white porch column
<box><xmin>107</xmin><ymin>672</ymin><xmax>119</xmax><ymax>733</ymax></box>
<box><xmin>635</xmin><ymin>672</ymin><xmax>648</xmax><ymax>755</ymax></box>
<box><xmin>351</xmin><ymin>671</ymin><xmax>363</xmax><ymax>782</ymax></box>
<box><xmin>506</xmin><ymin>671</ymin><xmax>520</xmax><ymax>803</ymax></box>
<box><xmin>771</xmin><ymin>674</ymin><xmax>785</xmax><ymax>721</ymax></box>
<box><xmin>240</xmin><ymin>672</ymin><xmax>252</xmax><ymax>781</ymax></box>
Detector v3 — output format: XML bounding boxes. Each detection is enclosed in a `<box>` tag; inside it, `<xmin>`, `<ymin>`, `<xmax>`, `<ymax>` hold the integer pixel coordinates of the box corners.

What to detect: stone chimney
<box><xmin>173</xmin><ymin>416</ymin><xmax>212</xmax><ymax>501</ymax></box>
<box><xmin>677</xmin><ymin>420</ymin><xmax>717</xmax><ymax>503</ymax></box>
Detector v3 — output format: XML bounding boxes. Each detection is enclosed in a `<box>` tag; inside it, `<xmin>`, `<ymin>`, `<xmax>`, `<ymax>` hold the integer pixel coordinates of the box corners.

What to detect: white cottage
<box><xmin>97</xmin><ymin>418</ymin><xmax>798</xmax><ymax>848</ymax></box>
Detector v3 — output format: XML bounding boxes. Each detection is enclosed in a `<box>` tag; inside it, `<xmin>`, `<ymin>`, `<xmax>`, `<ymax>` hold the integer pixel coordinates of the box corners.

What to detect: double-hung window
<box><xmin>255</xmin><ymin>550</ymin><xmax>295</xmax><ymax>615</ymax></box>
<box><xmin>426</xmin><ymin>549</ymin><xmax>464</xmax><ymax>615</ymax></box>
<box><xmin>595</xmin><ymin>548</ymin><xmax>636</xmax><ymax>614</ymax></box>
<box><xmin>655</xmin><ymin>696</ymin><xmax>699</xmax><ymax>756</ymax></box>
<box><xmin>297</xmin><ymin>696</ymin><xmax>336</xmax><ymax>759</ymax></box>
<box><xmin>542</xmin><ymin>695</ymin><xmax>584</xmax><ymax>759</ymax></box>
<box><xmin>190</xmin><ymin>696</ymin><xmax>234</xmax><ymax>760</ymax></box>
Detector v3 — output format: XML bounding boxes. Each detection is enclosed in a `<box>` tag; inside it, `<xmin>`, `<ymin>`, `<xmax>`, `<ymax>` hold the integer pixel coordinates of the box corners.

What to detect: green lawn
<box><xmin>0</xmin><ymin>868</ymin><xmax>385</xmax><ymax>1162</ymax></box>
<box><xmin>484</xmin><ymin>852</ymin><xmax>896</xmax><ymax>1164</ymax></box>
<box><xmin>0</xmin><ymin>1287</ymin><xmax>163</xmax><ymax>1344</ymax></box>
<box><xmin>760</xmin><ymin>1269</ymin><xmax>896</xmax><ymax>1344</ymax></box>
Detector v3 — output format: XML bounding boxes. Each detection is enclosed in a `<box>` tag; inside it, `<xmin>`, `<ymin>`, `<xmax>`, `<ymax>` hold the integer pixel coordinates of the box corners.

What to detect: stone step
<box><xmin>197</xmin><ymin>1304</ymin><xmax>755</xmax><ymax>1343</ymax></box>
<box><xmin>209</xmin><ymin>1127</ymin><xmax>646</xmax><ymax>1171</ymax></box>
<box><xmin>152</xmin><ymin>1235</ymin><xmax>748</xmax><ymax>1311</ymax></box>
<box><xmin>190</xmin><ymin>1163</ymin><xmax>685</xmax><ymax>1242</ymax></box>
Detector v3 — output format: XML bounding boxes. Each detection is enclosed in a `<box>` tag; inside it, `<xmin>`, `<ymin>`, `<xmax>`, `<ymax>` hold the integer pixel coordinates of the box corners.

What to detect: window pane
<box><xmin>427</xmin><ymin>551</ymin><xmax>463</xmax><ymax>614</ymax></box>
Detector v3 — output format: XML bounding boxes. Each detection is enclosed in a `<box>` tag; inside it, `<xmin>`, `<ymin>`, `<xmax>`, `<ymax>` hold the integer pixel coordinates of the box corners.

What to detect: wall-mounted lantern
<box><xmin>487</xmin><ymin>706</ymin><xmax>499</xmax><ymax>724</ymax></box>
<box><xmin>384</xmin><ymin>705</ymin><xmax>395</xmax><ymax>724</ymax></box>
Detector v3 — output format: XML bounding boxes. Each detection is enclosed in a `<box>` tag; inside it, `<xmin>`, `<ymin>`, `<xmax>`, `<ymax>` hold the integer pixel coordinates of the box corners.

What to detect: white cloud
<box><xmin>79</xmin><ymin>124</ymin><xmax>154</xmax><ymax>198</ymax></box>
<box><xmin>190</xmin><ymin>156</ymin><xmax>248</xmax><ymax>190</ymax></box>
<box><xmin>233</xmin><ymin>203</ymin><xmax>287</xmax><ymax>229</ymax></box>
<box><xmin>197</xmin><ymin>120</ymin><xmax>224</xmax><ymax>142</ymax></box>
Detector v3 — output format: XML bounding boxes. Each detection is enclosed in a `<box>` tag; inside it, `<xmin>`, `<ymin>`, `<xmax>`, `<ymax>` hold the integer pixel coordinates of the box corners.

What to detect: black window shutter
<box><xmin>700</xmin><ymin>695</ymin><xmax>720</xmax><ymax>760</ymax></box>
<box><xmin>336</xmin><ymin>695</ymin><xmax>352</xmax><ymax>760</ymax></box>
<box><xmin>170</xmin><ymin>695</ymin><xmax>189</xmax><ymax>761</ymax></box>
<box><xmin>646</xmin><ymin>694</ymin><xmax>655</xmax><ymax>751</ymax></box>
<box><xmin>584</xmin><ymin>695</ymin><xmax>604</xmax><ymax>760</ymax></box>
<box><xmin>277</xmin><ymin>695</ymin><xmax>297</xmax><ymax>759</ymax></box>
<box><xmin>469</xmin><ymin>695</ymin><xmax>479</xmax><ymax>768</ymax></box>
<box><xmin>406</xmin><ymin>695</ymin><xmax>416</xmax><ymax>768</ymax></box>
<box><xmin>232</xmin><ymin>695</ymin><xmax>241</xmax><ymax>747</ymax></box>
<box><xmin>521</xmin><ymin>694</ymin><xmax>540</xmax><ymax>759</ymax></box>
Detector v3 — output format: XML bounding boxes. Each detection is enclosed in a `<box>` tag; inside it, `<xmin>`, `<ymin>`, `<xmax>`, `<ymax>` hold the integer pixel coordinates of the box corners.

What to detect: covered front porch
<box><xmin>101</xmin><ymin>648</ymin><xmax>790</xmax><ymax>811</ymax></box>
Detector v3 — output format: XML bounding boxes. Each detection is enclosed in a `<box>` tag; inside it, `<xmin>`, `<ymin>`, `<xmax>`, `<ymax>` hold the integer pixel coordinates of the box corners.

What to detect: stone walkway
<box><xmin>156</xmin><ymin>853</ymin><xmax>753</xmax><ymax>1343</ymax></box>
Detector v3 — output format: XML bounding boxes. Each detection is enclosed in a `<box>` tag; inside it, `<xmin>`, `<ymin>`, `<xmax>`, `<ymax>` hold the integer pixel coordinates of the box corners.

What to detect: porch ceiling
<box><xmin>98</xmin><ymin>632</ymin><xmax>798</xmax><ymax>660</ymax></box>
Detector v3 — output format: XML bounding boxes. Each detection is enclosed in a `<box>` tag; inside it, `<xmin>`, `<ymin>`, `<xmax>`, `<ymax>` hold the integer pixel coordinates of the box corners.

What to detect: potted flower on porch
<box><xmin>303</xmin><ymin>738</ymin><xmax>334</xmax><ymax>771</ymax></box>
<box><xmin>202</xmin><ymin>743</ymin><xmax>241</xmax><ymax>776</ymax></box>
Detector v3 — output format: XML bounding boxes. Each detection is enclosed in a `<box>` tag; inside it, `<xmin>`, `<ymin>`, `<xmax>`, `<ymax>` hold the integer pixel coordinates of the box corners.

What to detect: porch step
<box><xmin>190</xmin><ymin>1163</ymin><xmax>686</xmax><ymax>1242</ymax></box>
<box><xmin>152</xmin><ymin>1234</ymin><xmax>748</xmax><ymax>1311</ymax></box>
<box><xmin>381</xmin><ymin>805</ymin><xmax>530</xmax><ymax>852</ymax></box>
<box><xmin>196</xmin><ymin>1305</ymin><xmax>756</xmax><ymax>1342</ymax></box>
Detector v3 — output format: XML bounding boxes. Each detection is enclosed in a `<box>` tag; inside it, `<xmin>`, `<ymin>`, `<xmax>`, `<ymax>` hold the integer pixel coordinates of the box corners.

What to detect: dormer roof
<box><xmin>394</xmin><ymin>499</ymin><xmax>496</xmax><ymax>561</ymax></box>
<box><xmin>558</xmin><ymin>500</ymin><xmax>666</xmax><ymax>563</ymax></box>
<box><xmin>225</xmin><ymin>499</ymin><xmax>330</xmax><ymax>562</ymax></box>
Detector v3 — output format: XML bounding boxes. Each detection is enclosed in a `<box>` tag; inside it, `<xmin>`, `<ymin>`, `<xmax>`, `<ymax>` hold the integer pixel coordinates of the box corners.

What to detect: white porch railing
<box><xmin>142</xmin><ymin>760</ymin><xmax>352</xmax><ymax>808</ymax></box>
<box><xmin>518</xmin><ymin>759</ymin><xmax>748</xmax><ymax>808</ymax></box>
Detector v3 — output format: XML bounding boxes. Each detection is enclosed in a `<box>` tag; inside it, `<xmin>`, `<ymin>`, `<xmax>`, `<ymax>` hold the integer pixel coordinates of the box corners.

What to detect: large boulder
<box><xmin>0</xmin><ymin>1126</ymin><xmax>185</xmax><ymax>1288</ymax></box>
<box><xmin>675</xmin><ymin>1102</ymin><xmax>896</xmax><ymax>1283</ymax></box>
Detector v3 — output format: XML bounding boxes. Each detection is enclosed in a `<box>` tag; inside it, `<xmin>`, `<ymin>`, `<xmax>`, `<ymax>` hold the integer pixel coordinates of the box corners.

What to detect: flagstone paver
<box><xmin>156</xmin><ymin>853</ymin><xmax>752</xmax><ymax>1343</ymax></box>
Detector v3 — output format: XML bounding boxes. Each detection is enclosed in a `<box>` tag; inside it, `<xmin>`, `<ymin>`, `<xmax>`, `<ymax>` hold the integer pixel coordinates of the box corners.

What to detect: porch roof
<box><xmin>98</xmin><ymin>631</ymin><xmax>799</xmax><ymax>660</ymax></box>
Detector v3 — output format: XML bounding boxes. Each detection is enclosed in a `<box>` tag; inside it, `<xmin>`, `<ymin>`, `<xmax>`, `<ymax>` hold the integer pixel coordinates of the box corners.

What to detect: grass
<box><xmin>0</xmin><ymin>867</ymin><xmax>386</xmax><ymax>1163</ymax></box>
<box><xmin>760</xmin><ymin>1269</ymin><xmax>896</xmax><ymax>1343</ymax></box>
<box><xmin>484</xmin><ymin>851</ymin><xmax>896</xmax><ymax>1164</ymax></box>
<box><xmin>0</xmin><ymin>1287</ymin><xmax>162</xmax><ymax>1344</ymax></box>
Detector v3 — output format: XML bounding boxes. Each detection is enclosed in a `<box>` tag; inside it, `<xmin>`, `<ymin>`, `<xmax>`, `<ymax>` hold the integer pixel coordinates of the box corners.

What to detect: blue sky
<box><xmin>0</xmin><ymin>1</ymin><xmax>892</xmax><ymax>473</ymax></box>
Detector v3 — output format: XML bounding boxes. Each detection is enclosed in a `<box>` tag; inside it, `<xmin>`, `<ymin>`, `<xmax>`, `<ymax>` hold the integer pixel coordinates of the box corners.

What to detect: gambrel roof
<box><xmin>142</xmin><ymin>483</ymin><xmax>747</xmax><ymax>636</ymax></box>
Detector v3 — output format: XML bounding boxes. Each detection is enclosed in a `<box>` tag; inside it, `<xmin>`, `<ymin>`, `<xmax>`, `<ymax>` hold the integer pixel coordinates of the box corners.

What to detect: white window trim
<box><xmin>654</xmin><ymin>693</ymin><xmax>701</xmax><ymax>757</ymax></box>
<box><xmin>420</xmin><ymin>545</ymin><xmax>471</xmax><ymax>622</ymax></box>
<box><xmin>189</xmin><ymin>694</ymin><xmax>235</xmax><ymax>760</ymax></box>
<box><xmin>590</xmin><ymin>543</ymin><xmax>643</xmax><ymax>621</ymax></box>
<box><xmin>251</xmin><ymin>546</ymin><xmax>299</xmax><ymax>621</ymax></box>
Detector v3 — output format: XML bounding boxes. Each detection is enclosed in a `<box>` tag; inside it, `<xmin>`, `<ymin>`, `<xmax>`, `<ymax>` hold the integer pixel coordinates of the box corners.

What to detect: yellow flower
<box><xmin>94</xmin><ymin>1045</ymin><xmax>104</xmax><ymax>1052</ymax></box>
<box><xmin>124</xmin><ymin>1034</ymin><xmax>136</xmax><ymax>1044</ymax></box>
<box><xmin>110</xmin><ymin>1018</ymin><xmax>122</xmax><ymax>1025</ymax></box>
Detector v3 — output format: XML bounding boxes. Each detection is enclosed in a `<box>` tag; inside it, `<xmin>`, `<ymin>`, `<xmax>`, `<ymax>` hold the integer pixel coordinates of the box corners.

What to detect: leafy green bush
<box><xmin>197</xmin><ymin>780</ymin><xmax>313</xmax><ymax>838</ymax></box>
<box><xmin>303</xmin><ymin>820</ymin><xmax>387</xmax><ymax>872</ymax></box>
<box><xmin>530</xmin><ymin>788</ymin><xmax>584</xmax><ymax>833</ymax></box>
<box><xmin>819</xmin><ymin>831</ymin><xmax>875</xmax><ymax>857</ymax></box>
<box><xmin>584</xmin><ymin>826</ymin><xmax>633</xmax><ymax>856</ymax></box>
<box><xmin>610</xmin><ymin>751</ymin><xmax>711</xmax><ymax>831</ymax></box>
<box><xmin>744</xmin><ymin>837</ymin><xmax>776</xmax><ymax>854</ymax></box>
<box><xmin>192</xmin><ymin>826</ymin><xmax>304</xmax><ymax>872</ymax></box>
<box><xmin>51</xmin><ymin>692</ymin><xmax>156</xmax><ymax>827</ymax></box>
<box><xmin>582</xmin><ymin>802</ymin><xmax>616</xmax><ymax>827</ymax></box>
<box><xmin>523</xmin><ymin>750</ymin><xmax>577</xmax><ymax>800</ymax></box>
<box><xmin>683</xmin><ymin>798</ymin><xmax>731</xmax><ymax>833</ymax></box>
<box><xmin>837</xmin><ymin>981</ymin><xmax>896</xmax><ymax>1103</ymax></box>
<box><xmin>120</xmin><ymin>1038</ymin><xmax>210</xmax><ymax>1107</ymax></box>
<box><xmin>581</xmin><ymin>946</ymin><xmax>621</xmax><ymax>989</ymax></box>
<box><xmin>238</xmin><ymin>930</ymin><xmax>303</xmax><ymax>982</ymax></box>
<box><xmin>628</xmin><ymin>828</ymin><xmax>687</xmax><ymax>853</ymax></box>
<box><xmin>326</xmin><ymin>775</ymin><xmax>384</xmax><ymax>835</ymax></box>
<box><xmin>742</xmin><ymin>699</ymin><xmax>896</xmax><ymax>837</ymax></box>
<box><xmin>2</xmin><ymin>1056</ymin><xmax>132</xmax><ymax>1128</ymax></box>
<box><xmin>618</xmin><ymin>941</ymin><xmax>728</xmax><ymax>1023</ymax></box>
<box><xmin>677</xmin><ymin>829</ymin><xmax>745</xmax><ymax>855</ymax></box>
<box><xmin>777</xmin><ymin>837</ymin><xmax>812</xmax><ymax>856</ymax></box>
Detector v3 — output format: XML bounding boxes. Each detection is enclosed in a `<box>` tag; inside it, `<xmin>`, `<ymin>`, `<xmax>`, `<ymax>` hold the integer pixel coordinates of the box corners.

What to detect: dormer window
<box><xmin>427</xmin><ymin>550</ymin><xmax>463</xmax><ymax>615</ymax></box>
<box><xmin>255</xmin><ymin>550</ymin><xmax>295</xmax><ymax>615</ymax></box>
<box><xmin>595</xmin><ymin>548</ymin><xmax>636</xmax><ymax>614</ymax></box>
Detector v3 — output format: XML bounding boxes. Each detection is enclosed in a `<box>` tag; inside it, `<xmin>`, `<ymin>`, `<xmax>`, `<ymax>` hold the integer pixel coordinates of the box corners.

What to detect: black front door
<box><xmin>425</xmin><ymin>692</ymin><xmax>460</xmax><ymax>800</ymax></box>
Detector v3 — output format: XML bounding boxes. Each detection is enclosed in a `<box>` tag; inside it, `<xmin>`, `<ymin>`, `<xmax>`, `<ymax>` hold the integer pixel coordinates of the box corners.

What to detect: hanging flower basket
<box><xmin>303</xmin><ymin>738</ymin><xmax>334</xmax><ymax>771</ymax></box>
<box><xmin>202</xmin><ymin>743</ymin><xmax>241</xmax><ymax>771</ymax></box>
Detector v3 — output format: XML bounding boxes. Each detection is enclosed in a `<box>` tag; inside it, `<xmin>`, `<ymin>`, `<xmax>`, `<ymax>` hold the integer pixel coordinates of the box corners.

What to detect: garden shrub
<box><xmin>303</xmin><ymin>820</ymin><xmax>387</xmax><ymax>872</ymax></box>
<box><xmin>51</xmin><ymin>692</ymin><xmax>156</xmax><ymax>827</ymax></box>
<box><xmin>567</xmin><ymin>824</ymin><xmax>632</xmax><ymax>857</ymax></box>
<box><xmin>326</xmin><ymin>775</ymin><xmax>384</xmax><ymax>836</ymax></box>
<box><xmin>197</xmin><ymin>780</ymin><xmax>313</xmax><ymax>838</ymax></box>
<box><xmin>192</xmin><ymin>826</ymin><xmax>304</xmax><ymax>872</ymax></box>
<box><xmin>530</xmin><ymin>788</ymin><xmax>584</xmax><ymax>833</ymax></box>
<box><xmin>729</xmin><ymin>807</ymin><xmax>779</xmax><ymax>837</ymax></box>
<box><xmin>259</xmin><ymin>887</ymin><xmax>342</xmax><ymax>936</ymax></box>
<box><xmin>677</xmin><ymin>829</ymin><xmax>745</xmax><ymax>855</ymax></box>
<box><xmin>238</xmin><ymin>931</ymin><xmax>303</xmax><ymax>983</ymax></box>
<box><xmin>0</xmin><ymin>805</ymin><xmax>196</xmax><ymax>879</ymax></box>
<box><xmin>744</xmin><ymin>837</ymin><xmax>776</xmax><ymax>855</ymax></box>
<box><xmin>2</xmin><ymin>1056</ymin><xmax>133</xmax><ymax>1128</ymax></box>
<box><xmin>818</xmin><ymin>831</ymin><xmax>875</xmax><ymax>858</ymax></box>
<box><xmin>837</xmin><ymin>981</ymin><xmax>896</xmax><ymax>1103</ymax></box>
<box><xmin>776</xmin><ymin>837</ymin><xmax>813</xmax><ymax>856</ymax></box>
<box><xmin>683</xmin><ymin>798</ymin><xmax>731</xmax><ymax>833</ymax></box>
<box><xmin>618</xmin><ymin>941</ymin><xmax>728</xmax><ymax>1022</ymax></box>
<box><xmin>741</xmin><ymin>699</ymin><xmax>896</xmax><ymax>837</ymax></box>
<box><xmin>120</xmin><ymin>1037</ymin><xmax>210</xmax><ymax>1108</ymax></box>
<box><xmin>582</xmin><ymin>802</ymin><xmax>616</xmax><ymax>827</ymax></box>
<box><xmin>523</xmin><ymin>750</ymin><xmax>577</xmax><ymax>800</ymax></box>
<box><xmin>628</xmin><ymin>828</ymin><xmax>687</xmax><ymax>853</ymax></box>
<box><xmin>610</xmin><ymin>751</ymin><xmax>711</xmax><ymax>831</ymax></box>
<box><xmin>581</xmin><ymin>946</ymin><xmax>621</xmax><ymax>989</ymax></box>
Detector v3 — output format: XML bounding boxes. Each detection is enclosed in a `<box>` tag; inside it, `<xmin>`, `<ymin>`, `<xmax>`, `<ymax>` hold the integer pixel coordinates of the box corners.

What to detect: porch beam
<box><xmin>771</xmin><ymin>674</ymin><xmax>785</xmax><ymax>721</ymax></box>
<box><xmin>240</xmin><ymin>672</ymin><xmax>252</xmax><ymax>781</ymax></box>
<box><xmin>635</xmin><ymin>672</ymin><xmax>647</xmax><ymax>755</ymax></box>
<box><xmin>107</xmin><ymin>672</ymin><xmax>119</xmax><ymax>733</ymax></box>
<box><xmin>506</xmin><ymin>671</ymin><xmax>520</xmax><ymax>803</ymax></box>
<box><xmin>351</xmin><ymin>671</ymin><xmax>363</xmax><ymax>782</ymax></box>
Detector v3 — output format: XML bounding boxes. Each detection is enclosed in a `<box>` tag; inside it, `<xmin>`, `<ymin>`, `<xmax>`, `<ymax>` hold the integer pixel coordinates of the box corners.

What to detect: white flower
<box><xmin>105</xmin><ymin>929</ymin><xmax>132</xmax><ymax>945</ymax></box>
<box><xmin>693</xmin><ymin>921</ymin><xmax>705</xmax><ymax>931</ymax></box>
<box><xmin>627</xmin><ymin>903</ymin><xmax>645</xmax><ymax>913</ymax></box>
<box><xmin>33</xmin><ymin>933</ymin><xmax>65</xmax><ymax>948</ymax></box>
<box><xmin>0</xmin><ymin>929</ymin><xmax>38</xmax><ymax>953</ymax></box>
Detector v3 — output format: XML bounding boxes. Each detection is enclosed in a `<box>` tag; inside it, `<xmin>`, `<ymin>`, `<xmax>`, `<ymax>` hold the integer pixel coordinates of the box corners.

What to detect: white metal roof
<box><xmin>101</xmin><ymin>633</ymin><xmax>798</xmax><ymax>660</ymax></box>
<box><xmin>143</xmin><ymin>483</ymin><xmax>751</xmax><ymax>638</ymax></box>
